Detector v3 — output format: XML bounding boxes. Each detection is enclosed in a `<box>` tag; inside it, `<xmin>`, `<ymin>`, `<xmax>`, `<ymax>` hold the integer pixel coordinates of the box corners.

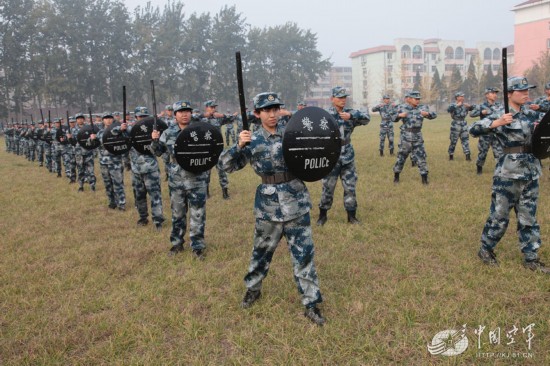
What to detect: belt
<box><xmin>405</xmin><ymin>127</ymin><xmax>421</xmax><ymax>132</ymax></box>
<box><xmin>260</xmin><ymin>172</ymin><xmax>296</xmax><ymax>184</ymax></box>
<box><xmin>503</xmin><ymin>146</ymin><xmax>532</xmax><ymax>154</ymax></box>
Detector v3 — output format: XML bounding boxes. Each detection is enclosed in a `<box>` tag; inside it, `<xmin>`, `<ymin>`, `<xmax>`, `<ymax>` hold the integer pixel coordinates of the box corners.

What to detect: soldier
<box><xmin>160</xmin><ymin>104</ymin><xmax>175</xmax><ymax>181</ymax></box>
<box><xmin>224</xmin><ymin>109</ymin><xmax>237</xmax><ymax>146</ymax></box>
<box><xmin>200</xmin><ymin>100</ymin><xmax>234</xmax><ymax>199</ymax></box>
<box><xmin>52</xmin><ymin>118</ymin><xmax>64</xmax><ymax>177</ymax></box>
<box><xmin>471</xmin><ymin>76</ymin><xmax>549</xmax><ymax>274</ymax></box>
<box><xmin>43</xmin><ymin>120</ymin><xmax>53</xmax><ymax>172</ymax></box>
<box><xmin>317</xmin><ymin>86</ymin><xmax>370</xmax><ymax>226</ymax></box>
<box><xmin>27</xmin><ymin>122</ymin><xmax>36</xmax><ymax>162</ymax></box>
<box><xmin>35</xmin><ymin>120</ymin><xmax>45</xmax><ymax>166</ymax></box>
<box><xmin>392</xmin><ymin>91</ymin><xmax>437</xmax><ymax>184</ymax></box>
<box><xmin>62</xmin><ymin>118</ymin><xmax>77</xmax><ymax>183</ymax></box>
<box><xmin>72</xmin><ymin>113</ymin><xmax>97</xmax><ymax>191</ymax></box>
<box><xmin>152</xmin><ymin>101</ymin><xmax>208</xmax><ymax>259</ymax></box>
<box><xmin>372</xmin><ymin>94</ymin><xmax>396</xmax><ymax>156</ymax></box>
<box><xmin>469</xmin><ymin>87</ymin><xmax>503</xmax><ymax>175</ymax></box>
<box><xmin>219</xmin><ymin>92</ymin><xmax>326</xmax><ymax>326</ymax></box>
<box><xmin>529</xmin><ymin>82</ymin><xmax>550</xmax><ymax>117</ymax></box>
<box><xmin>89</xmin><ymin>112</ymin><xmax>126</xmax><ymax>210</ymax></box>
<box><xmin>447</xmin><ymin>91</ymin><xmax>473</xmax><ymax>161</ymax></box>
<box><xmin>123</xmin><ymin>106</ymin><xmax>165</xmax><ymax>228</ymax></box>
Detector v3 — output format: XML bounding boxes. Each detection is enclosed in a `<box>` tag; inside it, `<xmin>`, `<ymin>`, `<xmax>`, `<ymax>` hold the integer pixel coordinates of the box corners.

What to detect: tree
<box><xmin>413</xmin><ymin>69</ymin><xmax>422</xmax><ymax>91</ymax></box>
<box><xmin>461</xmin><ymin>58</ymin><xmax>478</xmax><ymax>101</ymax></box>
<box><xmin>526</xmin><ymin>51</ymin><xmax>550</xmax><ymax>87</ymax></box>
<box><xmin>447</xmin><ymin>66</ymin><xmax>463</xmax><ymax>100</ymax></box>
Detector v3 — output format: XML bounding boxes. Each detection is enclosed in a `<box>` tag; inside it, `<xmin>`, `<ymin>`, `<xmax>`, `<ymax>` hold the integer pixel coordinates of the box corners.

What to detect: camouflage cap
<box><xmin>134</xmin><ymin>106</ymin><xmax>149</xmax><ymax>117</ymax></box>
<box><xmin>484</xmin><ymin>87</ymin><xmax>500</xmax><ymax>94</ymax></box>
<box><xmin>173</xmin><ymin>100</ymin><xmax>193</xmax><ymax>112</ymax></box>
<box><xmin>545</xmin><ymin>82</ymin><xmax>550</xmax><ymax>90</ymax></box>
<box><xmin>112</xmin><ymin>111</ymin><xmax>122</xmax><ymax>116</ymax></box>
<box><xmin>298</xmin><ymin>101</ymin><xmax>307</xmax><ymax>106</ymax></box>
<box><xmin>204</xmin><ymin>100</ymin><xmax>218</xmax><ymax>107</ymax></box>
<box><xmin>454</xmin><ymin>91</ymin><xmax>465</xmax><ymax>98</ymax></box>
<box><xmin>382</xmin><ymin>94</ymin><xmax>391</xmax><ymax>99</ymax></box>
<box><xmin>165</xmin><ymin>104</ymin><xmax>174</xmax><ymax>111</ymax></box>
<box><xmin>74</xmin><ymin>113</ymin><xmax>85</xmax><ymax>119</ymax></box>
<box><xmin>37</xmin><ymin>120</ymin><xmax>44</xmax><ymax>124</ymax></box>
<box><xmin>102</xmin><ymin>112</ymin><xmax>114</xmax><ymax>119</ymax></box>
<box><xmin>405</xmin><ymin>91</ymin><xmax>421</xmax><ymax>99</ymax></box>
<box><xmin>253</xmin><ymin>92</ymin><xmax>283</xmax><ymax>109</ymax></box>
<box><xmin>507</xmin><ymin>76</ymin><xmax>536</xmax><ymax>91</ymax></box>
<box><xmin>53</xmin><ymin>118</ymin><xmax>61</xmax><ymax>123</ymax></box>
<box><xmin>331</xmin><ymin>86</ymin><xmax>349</xmax><ymax>98</ymax></box>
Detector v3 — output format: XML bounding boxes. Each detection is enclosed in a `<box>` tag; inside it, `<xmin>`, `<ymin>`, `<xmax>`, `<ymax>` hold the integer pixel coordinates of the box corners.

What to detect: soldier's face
<box><xmin>545</xmin><ymin>88</ymin><xmax>550</xmax><ymax>97</ymax></box>
<box><xmin>456</xmin><ymin>96</ymin><xmax>464</xmax><ymax>103</ymax></box>
<box><xmin>509</xmin><ymin>90</ymin><xmax>529</xmax><ymax>106</ymax></box>
<box><xmin>206</xmin><ymin>106</ymin><xmax>216</xmax><ymax>114</ymax></box>
<box><xmin>331</xmin><ymin>96</ymin><xmax>347</xmax><ymax>109</ymax></box>
<box><xmin>409</xmin><ymin>98</ymin><xmax>420</xmax><ymax>107</ymax></box>
<box><xmin>103</xmin><ymin>117</ymin><xmax>114</xmax><ymax>126</ymax></box>
<box><xmin>255</xmin><ymin>106</ymin><xmax>280</xmax><ymax>129</ymax></box>
<box><xmin>175</xmin><ymin>110</ymin><xmax>192</xmax><ymax>126</ymax></box>
<box><xmin>383</xmin><ymin>98</ymin><xmax>390</xmax><ymax>104</ymax></box>
<box><xmin>76</xmin><ymin>118</ymin><xmax>84</xmax><ymax>126</ymax></box>
<box><xmin>166</xmin><ymin>110</ymin><xmax>173</xmax><ymax>117</ymax></box>
<box><xmin>486</xmin><ymin>92</ymin><xmax>497</xmax><ymax>103</ymax></box>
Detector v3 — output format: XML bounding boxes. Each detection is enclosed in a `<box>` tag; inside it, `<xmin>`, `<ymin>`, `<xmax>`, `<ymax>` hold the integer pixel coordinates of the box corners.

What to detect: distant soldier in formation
<box><xmin>372</xmin><ymin>94</ymin><xmax>396</xmax><ymax>156</ymax></box>
<box><xmin>152</xmin><ymin>101</ymin><xmax>208</xmax><ymax>259</ymax></box>
<box><xmin>43</xmin><ymin>120</ymin><xmax>53</xmax><ymax>172</ymax></box>
<box><xmin>73</xmin><ymin>113</ymin><xmax>97</xmax><ymax>191</ymax></box>
<box><xmin>317</xmin><ymin>86</ymin><xmax>370</xmax><ymax>226</ymax></box>
<box><xmin>224</xmin><ymin>109</ymin><xmax>237</xmax><ymax>146</ymax></box>
<box><xmin>219</xmin><ymin>92</ymin><xmax>326</xmax><ymax>326</ymax></box>
<box><xmin>471</xmin><ymin>76</ymin><xmax>549</xmax><ymax>274</ymax></box>
<box><xmin>469</xmin><ymin>87</ymin><xmax>503</xmax><ymax>175</ymax></box>
<box><xmin>52</xmin><ymin>118</ymin><xmax>64</xmax><ymax>177</ymax></box>
<box><xmin>35</xmin><ymin>120</ymin><xmax>45</xmax><ymax>166</ymax></box>
<box><xmin>529</xmin><ymin>81</ymin><xmax>550</xmax><ymax>118</ymax></box>
<box><xmin>61</xmin><ymin>118</ymin><xmax>77</xmax><ymax>183</ymax></box>
<box><xmin>447</xmin><ymin>91</ymin><xmax>472</xmax><ymax>161</ymax></box>
<box><xmin>392</xmin><ymin>91</ymin><xmax>437</xmax><ymax>185</ymax></box>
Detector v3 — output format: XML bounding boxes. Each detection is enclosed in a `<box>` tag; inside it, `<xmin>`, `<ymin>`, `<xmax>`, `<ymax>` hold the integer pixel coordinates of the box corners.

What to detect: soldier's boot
<box><xmin>523</xmin><ymin>259</ymin><xmax>550</xmax><ymax>274</ymax></box>
<box><xmin>78</xmin><ymin>185</ymin><xmax>84</xmax><ymax>192</ymax></box>
<box><xmin>421</xmin><ymin>174</ymin><xmax>429</xmax><ymax>185</ymax></box>
<box><xmin>57</xmin><ymin>172</ymin><xmax>62</xmax><ymax>177</ymax></box>
<box><xmin>466</xmin><ymin>154</ymin><xmax>471</xmax><ymax>161</ymax></box>
<box><xmin>476</xmin><ymin>165</ymin><xmax>482</xmax><ymax>175</ymax></box>
<box><xmin>222</xmin><ymin>188</ymin><xmax>230</xmax><ymax>200</ymax></box>
<box><xmin>316</xmin><ymin>208</ymin><xmax>328</xmax><ymax>226</ymax></box>
<box><xmin>108</xmin><ymin>202</ymin><xmax>117</xmax><ymax>209</ymax></box>
<box><xmin>478</xmin><ymin>248</ymin><xmax>498</xmax><ymax>266</ymax></box>
<box><xmin>449</xmin><ymin>154</ymin><xmax>454</xmax><ymax>161</ymax></box>
<box><xmin>390</xmin><ymin>148</ymin><xmax>394</xmax><ymax>156</ymax></box>
<box><xmin>168</xmin><ymin>243</ymin><xmax>184</xmax><ymax>257</ymax></box>
<box><xmin>304</xmin><ymin>306</ymin><xmax>326</xmax><ymax>326</ymax></box>
<box><xmin>411</xmin><ymin>160</ymin><xmax>416</xmax><ymax>167</ymax></box>
<box><xmin>393</xmin><ymin>172</ymin><xmax>399</xmax><ymax>184</ymax></box>
<box><xmin>347</xmin><ymin>210</ymin><xmax>360</xmax><ymax>224</ymax></box>
<box><xmin>192</xmin><ymin>248</ymin><xmax>206</xmax><ymax>261</ymax></box>
<box><xmin>206</xmin><ymin>186</ymin><xmax>210</xmax><ymax>199</ymax></box>
<box><xmin>379</xmin><ymin>149</ymin><xmax>383</xmax><ymax>157</ymax></box>
<box><xmin>241</xmin><ymin>289</ymin><xmax>261</xmax><ymax>309</ymax></box>
<box><xmin>90</xmin><ymin>184</ymin><xmax>96</xmax><ymax>192</ymax></box>
<box><xmin>137</xmin><ymin>218</ymin><xmax>149</xmax><ymax>226</ymax></box>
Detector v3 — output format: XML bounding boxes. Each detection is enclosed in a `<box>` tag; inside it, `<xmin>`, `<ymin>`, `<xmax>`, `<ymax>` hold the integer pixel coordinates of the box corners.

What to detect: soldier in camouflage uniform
<box><xmin>35</xmin><ymin>120</ymin><xmax>45</xmax><ymax>166</ymax></box>
<box><xmin>317</xmin><ymin>86</ymin><xmax>370</xmax><ymax>226</ymax></box>
<box><xmin>469</xmin><ymin>87</ymin><xmax>503</xmax><ymax>175</ymax></box>
<box><xmin>27</xmin><ymin>122</ymin><xmax>36</xmax><ymax>162</ymax></box>
<box><xmin>123</xmin><ymin>106</ymin><xmax>165</xmax><ymax>228</ymax></box>
<box><xmin>529</xmin><ymin>82</ymin><xmax>550</xmax><ymax>118</ymax></box>
<box><xmin>372</xmin><ymin>94</ymin><xmax>396</xmax><ymax>156</ymax></box>
<box><xmin>72</xmin><ymin>113</ymin><xmax>97</xmax><ymax>191</ymax></box>
<box><xmin>224</xmin><ymin>109</ymin><xmax>237</xmax><ymax>146</ymax></box>
<box><xmin>219</xmin><ymin>92</ymin><xmax>326</xmax><ymax>326</ymax></box>
<box><xmin>160</xmin><ymin>104</ymin><xmax>175</xmax><ymax>182</ymax></box>
<box><xmin>43</xmin><ymin>121</ymin><xmax>53</xmax><ymax>172</ymax></box>
<box><xmin>152</xmin><ymin>101</ymin><xmax>208</xmax><ymax>259</ymax></box>
<box><xmin>52</xmin><ymin>118</ymin><xmax>64</xmax><ymax>177</ymax></box>
<box><xmin>472</xmin><ymin>76</ymin><xmax>550</xmax><ymax>274</ymax></box>
<box><xmin>89</xmin><ymin>112</ymin><xmax>126</xmax><ymax>210</ymax></box>
<box><xmin>392</xmin><ymin>91</ymin><xmax>437</xmax><ymax>184</ymax></box>
<box><xmin>447</xmin><ymin>92</ymin><xmax>473</xmax><ymax>161</ymax></box>
<box><xmin>62</xmin><ymin>118</ymin><xmax>77</xmax><ymax>183</ymax></box>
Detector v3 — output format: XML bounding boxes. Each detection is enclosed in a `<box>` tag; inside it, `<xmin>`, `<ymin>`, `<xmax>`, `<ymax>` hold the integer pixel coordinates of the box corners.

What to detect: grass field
<box><xmin>1</xmin><ymin>115</ymin><xmax>549</xmax><ymax>365</ymax></box>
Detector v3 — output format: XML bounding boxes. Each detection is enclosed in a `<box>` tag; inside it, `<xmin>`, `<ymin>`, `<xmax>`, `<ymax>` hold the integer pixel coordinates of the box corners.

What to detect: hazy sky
<box><xmin>123</xmin><ymin>0</ymin><xmax>522</xmax><ymax>65</ymax></box>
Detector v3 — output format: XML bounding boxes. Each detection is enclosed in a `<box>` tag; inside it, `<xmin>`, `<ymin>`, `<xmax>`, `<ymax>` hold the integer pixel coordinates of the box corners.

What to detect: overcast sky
<box><xmin>123</xmin><ymin>0</ymin><xmax>522</xmax><ymax>66</ymax></box>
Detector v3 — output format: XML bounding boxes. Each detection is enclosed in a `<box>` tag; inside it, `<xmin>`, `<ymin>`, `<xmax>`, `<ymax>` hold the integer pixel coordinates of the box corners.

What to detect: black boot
<box><xmin>347</xmin><ymin>210</ymin><xmax>360</xmax><ymax>224</ymax></box>
<box><xmin>316</xmin><ymin>208</ymin><xmax>328</xmax><ymax>226</ymax></box>
<box><xmin>411</xmin><ymin>160</ymin><xmax>416</xmax><ymax>167</ymax></box>
<box><xmin>379</xmin><ymin>149</ymin><xmax>383</xmax><ymax>157</ymax></box>
<box><xmin>466</xmin><ymin>154</ymin><xmax>471</xmax><ymax>161</ymax></box>
<box><xmin>390</xmin><ymin>148</ymin><xmax>394</xmax><ymax>155</ymax></box>
<box><xmin>421</xmin><ymin>174</ymin><xmax>428</xmax><ymax>185</ymax></box>
<box><xmin>222</xmin><ymin>188</ymin><xmax>230</xmax><ymax>200</ymax></box>
<box><xmin>393</xmin><ymin>172</ymin><xmax>399</xmax><ymax>183</ymax></box>
<box><xmin>476</xmin><ymin>165</ymin><xmax>482</xmax><ymax>175</ymax></box>
<box><xmin>449</xmin><ymin>154</ymin><xmax>454</xmax><ymax>161</ymax></box>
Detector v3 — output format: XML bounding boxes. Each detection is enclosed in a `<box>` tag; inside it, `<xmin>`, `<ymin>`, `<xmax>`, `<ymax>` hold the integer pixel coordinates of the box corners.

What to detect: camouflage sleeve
<box><xmin>426</xmin><ymin>111</ymin><xmax>437</xmax><ymax>120</ymax></box>
<box><xmin>372</xmin><ymin>104</ymin><xmax>380</xmax><ymax>112</ymax></box>
<box><xmin>447</xmin><ymin>104</ymin><xmax>455</xmax><ymax>113</ymax></box>
<box><xmin>218</xmin><ymin>144</ymin><xmax>250</xmax><ymax>173</ymax></box>
<box><xmin>469</xmin><ymin>117</ymin><xmax>494</xmax><ymax>137</ymax></box>
<box><xmin>470</xmin><ymin>105</ymin><xmax>480</xmax><ymax>118</ymax></box>
<box><xmin>538</xmin><ymin>99</ymin><xmax>550</xmax><ymax>113</ymax></box>
<box><xmin>350</xmin><ymin>109</ymin><xmax>370</xmax><ymax>126</ymax></box>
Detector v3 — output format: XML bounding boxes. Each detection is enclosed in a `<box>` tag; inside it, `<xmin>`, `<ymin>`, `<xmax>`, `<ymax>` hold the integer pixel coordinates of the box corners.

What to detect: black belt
<box><xmin>259</xmin><ymin>172</ymin><xmax>296</xmax><ymax>184</ymax></box>
<box><xmin>405</xmin><ymin>128</ymin><xmax>421</xmax><ymax>132</ymax></box>
<box><xmin>503</xmin><ymin>146</ymin><xmax>532</xmax><ymax>154</ymax></box>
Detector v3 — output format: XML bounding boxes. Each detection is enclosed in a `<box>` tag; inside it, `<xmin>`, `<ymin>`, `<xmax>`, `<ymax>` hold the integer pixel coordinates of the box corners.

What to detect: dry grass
<box><xmin>1</xmin><ymin>116</ymin><xmax>549</xmax><ymax>365</ymax></box>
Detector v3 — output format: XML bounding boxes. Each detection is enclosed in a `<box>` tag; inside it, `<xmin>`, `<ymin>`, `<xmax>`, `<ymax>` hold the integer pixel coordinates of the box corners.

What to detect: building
<box><xmin>304</xmin><ymin>66</ymin><xmax>353</xmax><ymax>109</ymax></box>
<box><xmin>511</xmin><ymin>0</ymin><xmax>550</xmax><ymax>75</ymax></box>
<box><xmin>349</xmin><ymin>38</ymin><xmax>502</xmax><ymax>109</ymax></box>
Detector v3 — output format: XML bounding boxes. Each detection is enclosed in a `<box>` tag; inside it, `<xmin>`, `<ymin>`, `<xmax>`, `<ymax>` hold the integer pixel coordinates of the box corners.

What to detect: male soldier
<box><xmin>200</xmin><ymin>100</ymin><xmax>234</xmax><ymax>199</ymax></box>
<box><xmin>72</xmin><ymin>113</ymin><xmax>97</xmax><ymax>191</ymax></box>
<box><xmin>160</xmin><ymin>104</ymin><xmax>175</xmax><ymax>181</ymax></box>
<box><xmin>152</xmin><ymin>101</ymin><xmax>208</xmax><ymax>259</ymax></box>
<box><xmin>62</xmin><ymin>117</ymin><xmax>77</xmax><ymax>183</ymax></box>
<box><xmin>471</xmin><ymin>76</ymin><xmax>549</xmax><ymax>274</ymax></box>
<box><xmin>469</xmin><ymin>87</ymin><xmax>503</xmax><ymax>175</ymax></box>
<box><xmin>297</xmin><ymin>101</ymin><xmax>307</xmax><ymax>110</ymax></box>
<box><xmin>317</xmin><ymin>86</ymin><xmax>370</xmax><ymax>226</ymax></box>
<box><xmin>447</xmin><ymin>91</ymin><xmax>473</xmax><ymax>161</ymax></box>
<box><xmin>219</xmin><ymin>92</ymin><xmax>326</xmax><ymax>326</ymax></box>
<box><xmin>35</xmin><ymin>120</ymin><xmax>45</xmax><ymax>166</ymax></box>
<box><xmin>89</xmin><ymin>112</ymin><xmax>126</xmax><ymax>210</ymax></box>
<box><xmin>224</xmin><ymin>109</ymin><xmax>237</xmax><ymax>146</ymax></box>
<box><xmin>123</xmin><ymin>106</ymin><xmax>165</xmax><ymax>228</ymax></box>
<box><xmin>529</xmin><ymin>82</ymin><xmax>550</xmax><ymax>117</ymax></box>
<box><xmin>51</xmin><ymin>118</ymin><xmax>64</xmax><ymax>177</ymax></box>
<box><xmin>43</xmin><ymin>120</ymin><xmax>53</xmax><ymax>172</ymax></box>
<box><xmin>372</xmin><ymin>94</ymin><xmax>396</xmax><ymax>156</ymax></box>
<box><xmin>392</xmin><ymin>91</ymin><xmax>437</xmax><ymax>184</ymax></box>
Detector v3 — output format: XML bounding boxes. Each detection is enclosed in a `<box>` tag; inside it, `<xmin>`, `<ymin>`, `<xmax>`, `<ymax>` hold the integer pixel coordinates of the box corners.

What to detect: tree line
<box><xmin>0</xmin><ymin>0</ymin><xmax>331</xmax><ymax>120</ymax></box>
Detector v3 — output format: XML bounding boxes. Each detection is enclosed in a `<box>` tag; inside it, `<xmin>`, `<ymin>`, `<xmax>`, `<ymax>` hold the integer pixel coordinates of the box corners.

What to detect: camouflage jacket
<box><xmin>447</xmin><ymin>103</ymin><xmax>473</xmax><ymax>122</ymax></box>
<box><xmin>470</xmin><ymin>101</ymin><xmax>502</xmax><ymax>120</ymax></box>
<box><xmin>219</xmin><ymin>122</ymin><xmax>311</xmax><ymax>222</ymax></box>
<box><xmin>393</xmin><ymin>104</ymin><xmax>437</xmax><ymax>141</ymax></box>
<box><xmin>372</xmin><ymin>103</ymin><xmax>397</xmax><ymax>124</ymax></box>
<box><xmin>199</xmin><ymin>113</ymin><xmax>235</xmax><ymax>130</ymax></box>
<box><xmin>532</xmin><ymin>96</ymin><xmax>550</xmax><ymax>115</ymax></box>
<box><xmin>327</xmin><ymin>106</ymin><xmax>370</xmax><ymax>165</ymax></box>
<box><xmin>469</xmin><ymin>104</ymin><xmax>541</xmax><ymax>180</ymax></box>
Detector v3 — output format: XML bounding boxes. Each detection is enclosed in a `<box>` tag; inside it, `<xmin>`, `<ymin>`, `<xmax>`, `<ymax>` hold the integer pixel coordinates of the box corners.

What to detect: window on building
<box><xmin>388</xmin><ymin>78</ymin><xmax>393</xmax><ymax>85</ymax></box>
<box><xmin>387</xmin><ymin>53</ymin><xmax>393</xmax><ymax>59</ymax></box>
<box><xmin>445</xmin><ymin>46</ymin><xmax>454</xmax><ymax>59</ymax></box>
<box><xmin>493</xmin><ymin>48</ymin><xmax>500</xmax><ymax>60</ymax></box>
<box><xmin>493</xmin><ymin>64</ymin><xmax>499</xmax><ymax>71</ymax></box>
<box><xmin>387</xmin><ymin>65</ymin><xmax>393</xmax><ymax>73</ymax></box>
<box><xmin>401</xmin><ymin>45</ymin><xmax>411</xmax><ymax>58</ymax></box>
<box><xmin>455</xmin><ymin>47</ymin><xmax>464</xmax><ymax>60</ymax></box>
<box><xmin>412</xmin><ymin>45</ymin><xmax>422</xmax><ymax>59</ymax></box>
<box><xmin>432</xmin><ymin>66</ymin><xmax>437</xmax><ymax>72</ymax></box>
<box><xmin>431</xmin><ymin>53</ymin><xmax>436</xmax><ymax>60</ymax></box>
<box><xmin>484</xmin><ymin>48</ymin><xmax>492</xmax><ymax>60</ymax></box>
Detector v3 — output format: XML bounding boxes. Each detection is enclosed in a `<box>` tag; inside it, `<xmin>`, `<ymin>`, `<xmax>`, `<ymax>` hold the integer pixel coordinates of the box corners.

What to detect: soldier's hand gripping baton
<box><xmin>48</xmin><ymin>110</ymin><xmax>51</xmax><ymax>129</ymax></box>
<box><xmin>40</xmin><ymin>109</ymin><xmax>44</xmax><ymax>125</ymax></box>
<box><xmin>236</xmin><ymin>51</ymin><xmax>249</xmax><ymax>132</ymax></box>
<box><xmin>123</xmin><ymin>85</ymin><xmax>127</xmax><ymax>125</ymax></box>
<box><xmin>502</xmin><ymin>47</ymin><xmax>509</xmax><ymax>114</ymax></box>
<box><xmin>151</xmin><ymin>80</ymin><xmax>158</xmax><ymax>138</ymax></box>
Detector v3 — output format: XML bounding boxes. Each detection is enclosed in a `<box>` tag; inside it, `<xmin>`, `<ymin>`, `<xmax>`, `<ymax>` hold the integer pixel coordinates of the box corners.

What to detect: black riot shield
<box><xmin>102</xmin><ymin>122</ymin><xmax>131</xmax><ymax>155</ymax></box>
<box><xmin>130</xmin><ymin>117</ymin><xmax>168</xmax><ymax>155</ymax></box>
<box><xmin>174</xmin><ymin>122</ymin><xmax>225</xmax><ymax>173</ymax></box>
<box><xmin>532</xmin><ymin>112</ymin><xmax>550</xmax><ymax>159</ymax></box>
<box><xmin>282</xmin><ymin>107</ymin><xmax>341</xmax><ymax>182</ymax></box>
<box><xmin>77</xmin><ymin>124</ymin><xmax>101</xmax><ymax>150</ymax></box>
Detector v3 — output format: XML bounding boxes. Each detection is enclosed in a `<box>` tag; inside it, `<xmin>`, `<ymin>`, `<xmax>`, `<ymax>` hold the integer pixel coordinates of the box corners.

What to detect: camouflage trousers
<box><xmin>62</xmin><ymin>151</ymin><xmax>76</xmax><ymax>180</ymax></box>
<box><xmin>27</xmin><ymin>140</ymin><xmax>36</xmax><ymax>161</ymax></box>
<box><xmin>379</xmin><ymin>123</ymin><xmax>394</xmax><ymax>151</ymax></box>
<box><xmin>20</xmin><ymin>140</ymin><xmax>27</xmax><ymax>157</ymax></box>
<box><xmin>76</xmin><ymin>153</ymin><xmax>96</xmax><ymax>187</ymax></box>
<box><xmin>245</xmin><ymin>213</ymin><xmax>323</xmax><ymax>308</ymax></box>
<box><xmin>480</xmin><ymin>177</ymin><xmax>541</xmax><ymax>261</ymax></box>
<box><xmin>169</xmin><ymin>185</ymin><xmax>207</xmax><ymax>251</ymax></box>
<box><xmin>36</xmin><ymin>142</ymin><xmax>44</xmax><ymax>165</ymax></box>
<box><xmin>448</xmin><ymin>121</ymin><xmax>470</xmax><ymax>156</ymax></box>
<box><xmin>225</xmin><ymin>125</ymin><xmax>237</xmax><ymax>145</ymax></box>
<box><xmin>476</xmin><ymin>134</ymin><xmax>502</xmax><ymax>168</ymax></box>
<box><xmin>131</xmin><ymin>169</ymin><xmax>164</xmax><ymax>225</ymax></box>
<box><xmin>207</xmin><ymin>162</ymin><xmax>229</xmax><ymax>189</ymax></box>
<box><xmin>393</xmin><ymin>136</ymin><xmax>428</xmax><ymax>175</ymax></box>
<box><xmin>52</xmin><ymin>146</ymin><xmax>63</xmax><ymax>175</ymax></box>
<box><xmin>4</xmin><ymin>136</ymin><xmax>8</xmax><ymax>151</ymax></box>
<box><xmin>44</xmin><ymin>144</ymin><xmax>52</xmax><ymax>171</ymax></box>
<box><xmin>100</xmin><ymin>162</ymin><xmax>126</xmax><ymax>208</ymax></box>
<box><xmin>319</xmin><ymin>158</ymin><xmax>358</xmax><ymax>211</ymax></box>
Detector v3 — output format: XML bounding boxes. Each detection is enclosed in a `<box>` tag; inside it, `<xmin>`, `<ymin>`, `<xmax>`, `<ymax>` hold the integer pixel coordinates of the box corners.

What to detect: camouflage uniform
<box><xmin>62</xmin><ymin>125</ymin><xmax>77</xmax><ymax>182</ymax></box>
<box><xmin>392</xmin><ymin>92</ymin><xmax>437</xmax><ymax>180</ymax></box>
<box><xmin>51</xmin><ymin>123</ymin><xmax>64</xmax><ymax>176</ymax></box>
<box><xmin>219</xmin><ymin>92</ymin><xmax>323</xmax><ymax>310</ymax></box>
<box><xmin>35</xmin><ymin>124</ymin><xmax>45</xmax><ymax>166</ymax></box>
<box><xmin>43</xmin><ymin>125</ymin><xmax>53</xmax><ymax>172</ymax></box>
<box><xmin>470</xmin><ymin>80</ymin><xmax>542</xmax><ymax>263</ymax></box>
<box><xmin>447</xmin><ymin>92</ymin><xmax>472</xmax><ymax>158</ymax></box>
<box><xmin>469</xmin><ymin>98</ymin><xmax>503</xmax><ymax>170</ymax></box>
<box><xmin>27</xmin><ymin>126</ymin><xmax>36</xmax><ymax>161</ymax></box>
<box><xmin>96</xmin><ymin>121</ymin><xmax>126</xmax><ymax>209</ymax></box>
<box><xmin>372</xmin><ymin>96</ymin><xmax>396</xmax><ymax>155</ymax></box>
<box><xmin>73</xmin><ymin>122</ymin><xmax>97</xmax><ymax>189</ymax></box>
